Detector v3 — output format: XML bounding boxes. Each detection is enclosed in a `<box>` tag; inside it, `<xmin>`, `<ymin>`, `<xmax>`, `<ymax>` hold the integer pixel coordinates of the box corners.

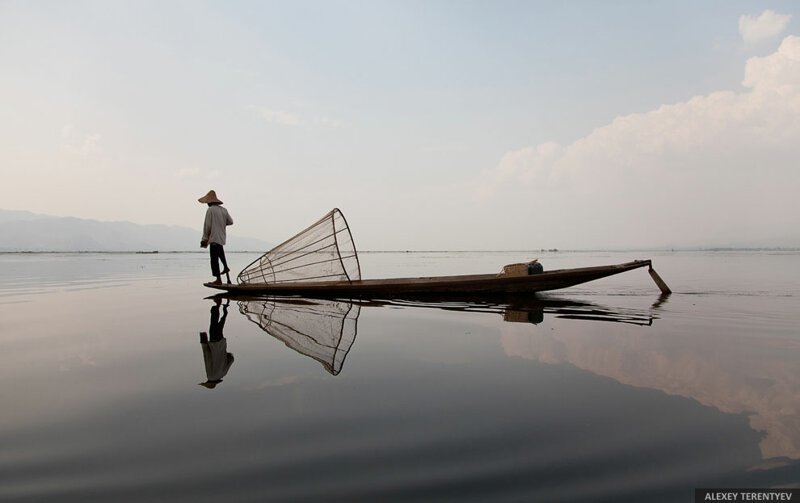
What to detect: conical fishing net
<box><xmin>238</xmin><ymin>208</ymin><xmax>360</xmax><ymax>285</ymax></box>
<box><xmin>238</xmin><ymin>297</ymin><xmax>360</xmax><ymax>375</ymax></box>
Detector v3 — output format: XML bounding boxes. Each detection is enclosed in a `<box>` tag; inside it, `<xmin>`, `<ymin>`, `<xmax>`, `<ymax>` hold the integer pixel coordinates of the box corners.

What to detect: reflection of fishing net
<box><xmin>239</xmin><ymin>297</ymin><xmax>360</xmax><ymax>375</ymax></box>
<box><xmin>238</xmin><ymin>208</ymin><xmax>360</xmax><ymax>285</ymax></box>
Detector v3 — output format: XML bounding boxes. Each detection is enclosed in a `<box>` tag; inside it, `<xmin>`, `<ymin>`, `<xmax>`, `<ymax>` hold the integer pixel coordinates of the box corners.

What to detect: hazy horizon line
<box><xmin>2</xmin><ymin>247</ymin><xmax>798</xmax><ymax>255</ymax></box>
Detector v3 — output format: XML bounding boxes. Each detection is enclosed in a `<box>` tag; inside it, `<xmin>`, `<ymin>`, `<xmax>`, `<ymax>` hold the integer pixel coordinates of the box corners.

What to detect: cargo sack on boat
<box><xmin>499</xmin><ymin>259</ymin><xmax>541</xmax><ymax>277</ymax></box>
<box><xmin>528</xmin><ymin>261</ymin><xmax>543</xmax><ymax>274</ymax></box>
<box><xmin>238</xmin><ymin>208</ymin><xmax>361</xmax><ymax>285</ymax></box>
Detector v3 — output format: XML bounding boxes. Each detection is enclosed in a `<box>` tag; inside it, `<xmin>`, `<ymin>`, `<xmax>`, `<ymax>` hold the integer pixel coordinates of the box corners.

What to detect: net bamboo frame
<box><xmin>238</xmin><ymin>208</ymin><xmax>361</xmax><ymax>285</ymax></box>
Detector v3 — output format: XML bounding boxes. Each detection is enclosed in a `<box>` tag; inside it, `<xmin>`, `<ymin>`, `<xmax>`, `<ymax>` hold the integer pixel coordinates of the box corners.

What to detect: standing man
<box><xmin>198</xmin><ymin>190</ymin><xmax>233</xmax><ymax>284</ymax></box>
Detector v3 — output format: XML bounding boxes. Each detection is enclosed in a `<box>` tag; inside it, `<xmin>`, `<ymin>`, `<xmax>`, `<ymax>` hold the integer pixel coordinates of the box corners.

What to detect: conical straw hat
<box><xmin>198</xmin><ymin>190</ymin><xmax>223</xmax><ymax>204</ymax></box>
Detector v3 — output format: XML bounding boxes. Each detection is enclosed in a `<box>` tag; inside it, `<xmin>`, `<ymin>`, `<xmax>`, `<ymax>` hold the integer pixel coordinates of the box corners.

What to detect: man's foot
<box><xmin>211</xmin><ymin>278</ymin><xmax>222</xmax><ymax>285</ymax></box>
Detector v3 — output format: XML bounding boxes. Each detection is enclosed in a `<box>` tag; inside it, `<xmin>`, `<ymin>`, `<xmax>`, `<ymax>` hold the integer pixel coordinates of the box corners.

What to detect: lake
<box><xmin>1</xmin><ymin>250</ymin><xmax>799</xmax><ymax>502</ymax></box>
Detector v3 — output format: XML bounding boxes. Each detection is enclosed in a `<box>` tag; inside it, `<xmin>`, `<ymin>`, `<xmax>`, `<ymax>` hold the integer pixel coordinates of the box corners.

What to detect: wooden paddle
<box><xmin>648</xmin><ymin>266</ymin><xmax>672</xmax><ymax>295</ymax></box>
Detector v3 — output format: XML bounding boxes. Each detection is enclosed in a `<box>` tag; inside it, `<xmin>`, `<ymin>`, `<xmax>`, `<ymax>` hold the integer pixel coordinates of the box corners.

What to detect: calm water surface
<box><xmin>1</xmin><ymin>251</ymin><xmax>799</xmax><ymax>502</ymax></box>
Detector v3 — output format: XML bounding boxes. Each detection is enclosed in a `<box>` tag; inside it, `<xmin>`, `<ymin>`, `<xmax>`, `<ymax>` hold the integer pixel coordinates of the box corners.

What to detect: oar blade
<box><xmin>648</xmin><ymin>267</ymin><xmax>672</xmax><ymax>295</ymax></box>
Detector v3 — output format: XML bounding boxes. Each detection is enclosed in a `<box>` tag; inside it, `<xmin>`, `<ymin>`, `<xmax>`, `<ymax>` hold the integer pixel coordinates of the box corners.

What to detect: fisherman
<box><xmin>198</xmin><ymin>190</ymin><xmax>233</xmax><ymax>284</ymax></box>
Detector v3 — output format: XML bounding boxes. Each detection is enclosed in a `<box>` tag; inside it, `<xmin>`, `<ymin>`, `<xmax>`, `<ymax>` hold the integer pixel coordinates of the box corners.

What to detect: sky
<box><xmin>2</xmin><ymin>0</ymin><xmax>799</xmax><ymax>250</ymax></box>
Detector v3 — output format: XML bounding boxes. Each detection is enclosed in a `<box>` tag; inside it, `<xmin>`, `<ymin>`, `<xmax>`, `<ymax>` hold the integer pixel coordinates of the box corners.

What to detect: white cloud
<box><xmin>254</xmin><ymin>106</ymin><xmax>303</xmax><ymax>126</ymax></box>
<box><xmin>61</xmin><ymin>123</ymin><xmax>75</xmax><ymax>139</ymax></box>
<box><xmin>249</xmin><ymin>105</ymin><xmax>346</xmax><ymax>128</ymax></box>
<box><xmin>176</xmin><ymin>167</ymin><xmax>201</xmax><ymax>178</ymax></box>
<box><xmin>477</xmin><ymin>141</ymin><xmax>563</xmax><ymax>199</ymax></box>
<box><xmin>175</xmin><ymin>167</ymin><xmax>221</xmax><ymax>181</ymax></box>
<box><xmin>311</xmin><ymin>116</ymin><xmax>345</xmax><ymax>128</ymax></box>
<box><xmin>476</xmin><ymin>36</ymin><xmax>800</xmax><ymax>247</ymax></box>
<box><xmin>739</xmin><ymin>10</ymin><xmax>791</xmax><ymax>44</ymax></box>
<box><xmin>62</xmin><ymin>130</ymin><xmax>102</xmax><ymax>157</ymax></box>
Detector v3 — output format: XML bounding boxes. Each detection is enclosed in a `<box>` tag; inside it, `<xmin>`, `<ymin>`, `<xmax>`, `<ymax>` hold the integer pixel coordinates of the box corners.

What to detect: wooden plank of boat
<box><xmin>205</xmin><ymin>259</ymin><xmax>662</xmax><ymax>297</ymax></box>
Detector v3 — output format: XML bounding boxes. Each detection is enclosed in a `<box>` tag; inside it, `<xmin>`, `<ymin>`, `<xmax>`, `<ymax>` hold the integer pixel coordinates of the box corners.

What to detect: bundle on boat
<box><xmin>498</xmin><ymin>259</ymin><xmax>543</xmax><ymax>277</ymax></box>
<box><xmin>238</xmin><ymin>208</ymin><xmax>360</xmax><ymax>286</ymax></box>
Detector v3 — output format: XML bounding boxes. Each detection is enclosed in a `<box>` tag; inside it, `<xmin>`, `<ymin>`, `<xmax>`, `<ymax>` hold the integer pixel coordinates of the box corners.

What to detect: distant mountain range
<box><xmin>0</xmin><ymin>209</ymin><xmax>272</xmax><ymax>252</ymax></box>
<box><xmin>1</xmin><ymin>209</ymin><xmax>796</xmax><ymax>253</ymax></box>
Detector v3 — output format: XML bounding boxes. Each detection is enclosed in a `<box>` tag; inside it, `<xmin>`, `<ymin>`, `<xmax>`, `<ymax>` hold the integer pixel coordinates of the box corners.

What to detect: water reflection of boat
<box><xmin>227</xmin><ymin>293</ymin><xmax>657</xmax><ymax>376</ymax></box>
<box><xmin>357</xmin><ymin>294</ymin><xmax>658</xmax><ymax>327</ymax></box>
<box><xmin>238</xmin><ymin>296</ymin><xmax>360</xmax><ymax>376</ymax></box>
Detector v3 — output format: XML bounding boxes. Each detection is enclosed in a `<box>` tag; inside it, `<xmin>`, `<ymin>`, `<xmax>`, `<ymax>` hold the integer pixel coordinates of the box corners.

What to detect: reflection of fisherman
<box><xmin>199</xmin><ymin>298</ymin><xmax>234</xmax><ymax>389</ymax></box>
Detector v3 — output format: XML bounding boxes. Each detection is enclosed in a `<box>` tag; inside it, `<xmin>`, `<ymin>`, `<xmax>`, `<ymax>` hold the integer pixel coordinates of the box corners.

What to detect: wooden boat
<box><xmin>204</xmin><ymin>259</ymin><xmax>670</xmax><ymax>297</ymax></box>
<box><xmin>203</xmin><ymin>209</ymin><xmax>671</xmax><ymax>298</ymax></box>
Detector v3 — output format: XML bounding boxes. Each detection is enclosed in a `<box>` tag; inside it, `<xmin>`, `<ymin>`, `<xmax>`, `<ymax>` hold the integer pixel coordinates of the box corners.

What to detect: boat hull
<box><xmin>205</xmin><ymin>260</ymin><xmax>653</xmax><ymax>297</ymax></box>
